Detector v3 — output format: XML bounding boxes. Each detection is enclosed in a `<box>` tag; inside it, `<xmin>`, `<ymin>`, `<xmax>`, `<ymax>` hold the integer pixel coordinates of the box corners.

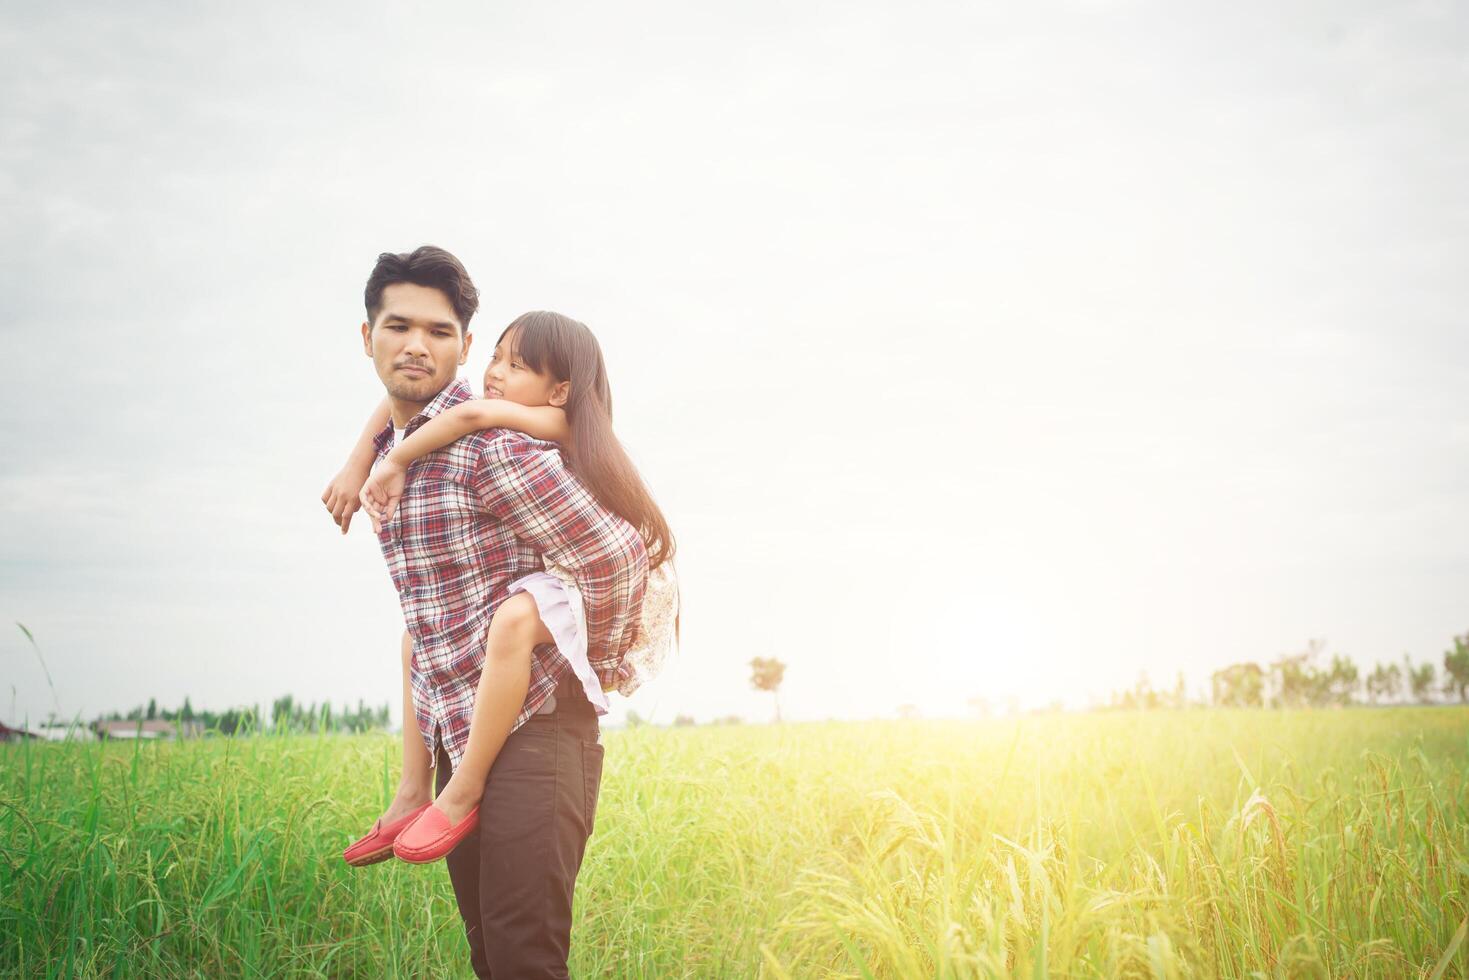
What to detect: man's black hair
<box><xmin>364</xmin><ymin>245</ymin><xmax>479</xmax><ymax>330</ymax></box>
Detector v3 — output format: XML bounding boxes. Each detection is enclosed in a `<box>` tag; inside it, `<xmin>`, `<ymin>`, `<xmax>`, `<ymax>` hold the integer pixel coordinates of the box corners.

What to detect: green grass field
<box><xmin>2</xmin><ymin>709</ymin><xmax>1467</xmax><ymax>978</ymax></box>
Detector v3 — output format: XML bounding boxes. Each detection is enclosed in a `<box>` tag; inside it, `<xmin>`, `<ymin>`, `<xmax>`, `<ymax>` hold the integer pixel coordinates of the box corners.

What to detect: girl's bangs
<box><xmin>497</xmin><ymin>314</ymin><xmax>558</xmax><ymax>376</ymax></box>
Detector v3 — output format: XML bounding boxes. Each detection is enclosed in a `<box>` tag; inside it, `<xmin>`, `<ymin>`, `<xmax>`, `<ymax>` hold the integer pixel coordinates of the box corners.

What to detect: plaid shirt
<box><xmin>373</xmin><ymin>379</ymin><xmax>647</xmax><ymax>770</ymax></box>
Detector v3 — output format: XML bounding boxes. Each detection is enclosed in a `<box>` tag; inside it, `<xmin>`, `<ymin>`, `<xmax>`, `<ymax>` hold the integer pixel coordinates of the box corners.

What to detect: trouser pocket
<box><xmin>582</xmin><ymin>741</ymin><xmax>605</xmax><ymax>834</ymax></box>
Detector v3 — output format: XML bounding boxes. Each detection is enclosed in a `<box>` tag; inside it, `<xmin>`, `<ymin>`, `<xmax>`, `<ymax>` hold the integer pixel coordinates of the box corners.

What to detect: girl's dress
<box><xmin>507</xmin><ymin>557</ymin><xmax>678</xmax><ymax>711</ymax></box>
<box><xmin>611</xmin><ymin>559</ymin><xmax>678</xmax><ymax>697</ymax></box>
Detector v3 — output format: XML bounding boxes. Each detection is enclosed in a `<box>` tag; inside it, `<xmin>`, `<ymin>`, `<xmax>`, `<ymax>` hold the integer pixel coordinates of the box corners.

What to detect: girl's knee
<box><xmin>484</xmin><ymin>593</ymin><xmax>542</xmax><ymax>661</ymax></box>
<box><xmin>495</xmin><ymin>592</ymin><xmax>540</xmax><ymax>634</ymax></box>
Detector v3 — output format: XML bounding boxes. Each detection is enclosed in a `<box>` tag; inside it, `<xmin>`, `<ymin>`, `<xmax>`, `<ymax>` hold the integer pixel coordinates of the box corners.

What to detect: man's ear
<box><xmin>549</xmin><ymin>380</ymin><xmax>570</xmax><ymax>407</ymax></box>
<box><xmin>459</xmin><ymin>330</ymin><xmax>474</xmax><ymax>365</ymax></box>
<box><xmin>361</xmin><ymin>321</ymin><xmax>372</xmax><ymax>355</ymax></box>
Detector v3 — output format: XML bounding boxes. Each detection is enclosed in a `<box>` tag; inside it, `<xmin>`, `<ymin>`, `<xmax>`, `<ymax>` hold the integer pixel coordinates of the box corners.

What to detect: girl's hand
<box><xmin>321</xmin><ymin>459</ymin><xmax>373</xmax><ymax>534</ymax></box>
<box><xmin>360</xmin><ymin>459</ymin><xmax>408</xmax><ymax>533</ymax></box>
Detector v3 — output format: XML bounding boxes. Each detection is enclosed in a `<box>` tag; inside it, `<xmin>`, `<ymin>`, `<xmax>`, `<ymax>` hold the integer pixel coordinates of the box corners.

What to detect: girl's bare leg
<box><xmin>432</xmin><ymin>592</ymin><xmax>551</xmax><ymax>823</ymax></box>
<box><xmin>380</xmin><ymin>630</ymin><xmax>433</xmax><ymax>824</ymax></box>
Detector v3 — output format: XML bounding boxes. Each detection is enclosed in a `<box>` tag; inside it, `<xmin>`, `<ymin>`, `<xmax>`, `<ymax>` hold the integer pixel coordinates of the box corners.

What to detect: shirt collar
<box><xmin>371</xmin><ymin>377</ymin><xmax>475</xmax><ymax>456</ymax></box>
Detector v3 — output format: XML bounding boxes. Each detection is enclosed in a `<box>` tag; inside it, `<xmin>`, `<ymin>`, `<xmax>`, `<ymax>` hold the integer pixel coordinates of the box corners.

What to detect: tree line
<box><xmin>1113</xmin><ymin>631</ymin><xmax>1468</xmax><ymax>710</ymax></box>
<box><xmin>63</xmin><ymin>629</ymin><xmax>1469</xmax><ymax>735</ymax></box>
<box><xmin>97</xmin><ymin>694</ymin><xmax>392</xmax><ymax>735</ymax></box>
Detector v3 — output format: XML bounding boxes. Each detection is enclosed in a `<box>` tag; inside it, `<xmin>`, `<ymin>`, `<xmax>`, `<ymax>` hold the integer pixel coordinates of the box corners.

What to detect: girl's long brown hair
<box><xmin>498</xmin><ymin>312</ymin><xmax>675</xmax><ymax>569</ymax></box>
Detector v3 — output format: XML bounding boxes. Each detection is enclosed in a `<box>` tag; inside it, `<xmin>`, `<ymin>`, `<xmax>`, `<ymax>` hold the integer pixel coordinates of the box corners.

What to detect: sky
<box><xmin>1</xmin><ymin>0</ymin><xmax>1466</xmax><ymax>729</ymax></box>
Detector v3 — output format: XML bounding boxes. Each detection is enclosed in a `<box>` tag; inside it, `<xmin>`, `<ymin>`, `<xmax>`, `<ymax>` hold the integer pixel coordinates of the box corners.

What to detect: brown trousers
<box><xmin>434</xmin><ymin>670</ymin><xmax>605</xmax><ymax>979</ymax></box>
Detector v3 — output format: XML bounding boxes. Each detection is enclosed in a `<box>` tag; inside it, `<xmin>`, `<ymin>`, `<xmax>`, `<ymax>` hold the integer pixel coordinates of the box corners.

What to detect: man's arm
<box><xmin>472</xmin><ymin>436</ymin><xmax>648</xmax><ymax>678</ymax></box>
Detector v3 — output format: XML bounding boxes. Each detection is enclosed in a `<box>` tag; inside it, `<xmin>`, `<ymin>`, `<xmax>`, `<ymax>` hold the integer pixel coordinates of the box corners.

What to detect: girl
<box><xmin>327</xmin><ymin>310</ymin><xmax>676</xmax><ymax>866</ymax></box>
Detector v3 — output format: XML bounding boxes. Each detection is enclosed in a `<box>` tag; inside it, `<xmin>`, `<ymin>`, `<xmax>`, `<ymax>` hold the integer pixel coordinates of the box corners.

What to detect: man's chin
<box><xmin>383</xmin><ymin>376</ymin><xmax>450</xmax><ymax>403</ymax></box>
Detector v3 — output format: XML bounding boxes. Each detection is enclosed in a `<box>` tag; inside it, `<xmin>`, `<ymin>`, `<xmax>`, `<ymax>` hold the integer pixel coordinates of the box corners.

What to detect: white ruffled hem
<box><xmin>506</xmin><ymin>571</ymin><xmax>609</xmax><ymax>715</ymax></box>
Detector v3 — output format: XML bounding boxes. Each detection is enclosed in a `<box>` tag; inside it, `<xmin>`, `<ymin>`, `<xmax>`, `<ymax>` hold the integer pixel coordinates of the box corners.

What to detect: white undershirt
<box><xmin>372</xmin><ymin>428</ymin><xmax>407</xmax><ymax>476</ymax></box>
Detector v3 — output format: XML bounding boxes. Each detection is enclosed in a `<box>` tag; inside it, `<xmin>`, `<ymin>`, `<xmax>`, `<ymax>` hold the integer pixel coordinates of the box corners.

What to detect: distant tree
<box><xmin>1324</xmin><ymin>655</ymin><xmax>1359</xmax><ymax>706</ymax></box>
<box><xmin>272</xmin><ymin>694</ymin><xmax>294</xmax><ymax>731</ymax></box>
<box><xmin>1212</xmin><ymin>663</ymin><xmax>1264</xmax><ymax>707</ymax></box>
<box><xmin>625</xmin><ymin>710</ymin><xmax>646</xmax><ymax>728</ymax></box>
<box><xmin>711</xmin><ymin>714</ymin><xmax>743</xmax><ymax>725</ymax></box>
<box><xmin>1170</xmin><ymin>672</ymin><xmax>1188</xmax><ymax>709</ymax></box>
<box><xmin>966</xmin><ymin>696</ymin><xmax>992</xmax><ymax>719</ymax></box>
<box><xmin>672</xmin><ymin>714</ymin><xmax>696</xmax><ymax>727</ymax></box>
<box><xmin>1269</xmin><ymin>641</ymin><xmax>1323</xmax><ymax>707</ymax></box>
<box><xmin>181</xmin><ymin>697</ymin><xmax>194</xmax><ymax>723</ymax></box>
<box><xmin>1444</xmin><ymin>632</ymin><xmax>1469</xmax><ymax>703</ymax></box>
<box><xmin>1406</xmin><ymin>659</ymin><xmax>1436</xmax><ymax>704</ymax></box>
<box><xmin>897</xmin><ymin>703</ymin><xmax>920</xmax><ymax>720</ymax></box>
<box><xmin>1128</xmin><ymin>672</ymin><xmax>1161</xmax><ymax>710</ymax></box>
<box><xmin>749</xmin><ymin>657</ymin><xmax>787</xmax><ymax>722</ymax></box>
<box><xmin>1269</xmin><ymin>653</ymin><xmax>1303</xmax><ymax>707</ymax></box>
<box><xmin>1365</xmin><ymin>663</ymin><xmax>1402</xmax><ymax>704</ymax></box>
<box><xmin>146</xmin><ymin>697</ymin><xmax>157</xmax><ymax>721</ymax></box>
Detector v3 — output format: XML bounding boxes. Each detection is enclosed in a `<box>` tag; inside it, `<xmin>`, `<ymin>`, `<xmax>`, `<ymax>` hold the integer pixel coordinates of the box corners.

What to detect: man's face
<box><xmin>361</xmin><ymin>283</ymin><xmax>473</xmax><ymax>407</ymax></box>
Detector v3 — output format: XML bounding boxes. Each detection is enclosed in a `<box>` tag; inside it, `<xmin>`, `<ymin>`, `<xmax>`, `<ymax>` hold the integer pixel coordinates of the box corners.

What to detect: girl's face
<box><xmin>483</xmin><ymin>327</ymin><xmax>569</xmax><ymax>407</ymax></box>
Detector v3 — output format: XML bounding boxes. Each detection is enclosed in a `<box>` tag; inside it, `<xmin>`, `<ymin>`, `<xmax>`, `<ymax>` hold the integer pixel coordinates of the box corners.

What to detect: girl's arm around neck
<box><xmin>349</xmin><ymin>398</ymin><xmax>392</xmax><ymax>464</ymax></box>
<box><xmin>321</xmin><ymin>398</ymin><xmax>391</xmax><ymax>534</ymax></box>
<box><xmin>384</xmin><ymin>400</ymin><xmax>568</xmax><ymax>467</ymax></box>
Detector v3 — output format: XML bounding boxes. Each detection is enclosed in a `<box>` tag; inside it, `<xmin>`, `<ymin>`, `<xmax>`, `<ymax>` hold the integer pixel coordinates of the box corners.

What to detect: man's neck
<box><xmin>387</xmin><ymin>396</ymin><xmax>430</xmax><ymax>430</ymax></box>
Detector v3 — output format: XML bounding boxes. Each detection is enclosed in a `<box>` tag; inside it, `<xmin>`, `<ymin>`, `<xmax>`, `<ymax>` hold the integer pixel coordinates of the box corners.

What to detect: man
<box><xmin>353</xmin><ymin>245</ymin><xmax>645</xmax><ymax>977</ymax></box>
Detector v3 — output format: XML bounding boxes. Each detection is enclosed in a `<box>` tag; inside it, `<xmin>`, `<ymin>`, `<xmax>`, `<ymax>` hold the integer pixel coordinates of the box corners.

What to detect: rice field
<box><xmin>2</xmin><ymin>708</ymin><xmax>1467</xmax><ymax>978</ymax></box>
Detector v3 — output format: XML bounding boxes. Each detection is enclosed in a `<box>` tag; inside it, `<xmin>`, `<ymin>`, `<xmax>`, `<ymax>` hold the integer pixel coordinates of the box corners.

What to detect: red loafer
<box><xmin>392</xmin><ymin>801</ymin><xmax>481</xmax><ymax>864</ymax></box>
<box><xmin>343</xmin><ymin>802</ymin><xmax>432</xmax><ymax>867</ymax></box>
